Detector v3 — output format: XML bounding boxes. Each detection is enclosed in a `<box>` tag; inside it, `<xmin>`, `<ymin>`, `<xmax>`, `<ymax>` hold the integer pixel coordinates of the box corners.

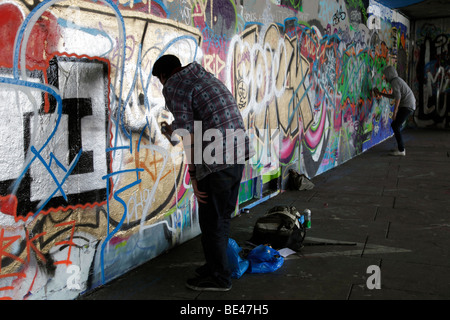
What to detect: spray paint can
<box><xmin>158</xmin><ymin>110</ymin><xmax>179</xmax><ymax>146</ymax></box>
<box><xmin>303</xmin><ymin>209</ymin><xmax>311</xmax><ymax>229</ymax></box>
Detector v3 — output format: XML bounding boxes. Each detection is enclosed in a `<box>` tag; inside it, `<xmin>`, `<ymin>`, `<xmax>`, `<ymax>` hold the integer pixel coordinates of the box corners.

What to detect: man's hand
<box><xmin>161</xmin><ymin>121</ymin><xmax>173</xmax><ymax>136</ymax></box>
<box><xmin>191</xmin><ymin>178</ymin><xmax>208</xmax><ymax>204</ymax></box>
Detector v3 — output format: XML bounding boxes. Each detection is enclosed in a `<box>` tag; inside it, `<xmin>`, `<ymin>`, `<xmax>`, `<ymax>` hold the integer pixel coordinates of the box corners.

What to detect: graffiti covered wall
<box><xmin>411</xmin><ymin>18</ymin><xmax>450</xmax><ymax>128</ymax></box>
<box><xmin>0</xmin><ymin>0</ymin><xmax>409</xmax><ymax>299</ymax></box>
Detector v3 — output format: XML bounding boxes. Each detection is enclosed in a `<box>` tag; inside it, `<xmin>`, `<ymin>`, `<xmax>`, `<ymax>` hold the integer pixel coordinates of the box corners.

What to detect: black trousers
<box><xmin>196</xmin><ymin>164</ymin><xmax>244</xmax><ymax>286</ymax></box>
<box><xmin>391</xmin><ymin>107</ymin><xmax>413</xmax><ymax>152</ymax></box>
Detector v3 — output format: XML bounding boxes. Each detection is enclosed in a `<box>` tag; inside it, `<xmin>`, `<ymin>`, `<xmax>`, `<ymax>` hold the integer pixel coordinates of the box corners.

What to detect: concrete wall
<box><xmin>411</xmin><ymin>18</ymin><xmax>450</xmax><ymax>128</ymax></box>
<box><xmin>0</xmin><ymin>0</ymin><xmax>409</xmax><ymax>299</ymax></box>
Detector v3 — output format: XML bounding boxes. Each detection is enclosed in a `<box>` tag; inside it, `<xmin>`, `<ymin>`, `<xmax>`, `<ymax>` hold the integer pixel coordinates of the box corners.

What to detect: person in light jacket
<box><xmin>373</xmin><ymin>65</ymin><xmax>416</xmax><ymax>156</ymax></box>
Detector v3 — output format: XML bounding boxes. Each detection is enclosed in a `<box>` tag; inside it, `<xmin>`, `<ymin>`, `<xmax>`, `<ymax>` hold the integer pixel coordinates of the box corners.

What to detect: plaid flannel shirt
<box><xmin>162</xmin><ymin>62</ymin><xmax>254</xmax><ymax>180</ymax></box>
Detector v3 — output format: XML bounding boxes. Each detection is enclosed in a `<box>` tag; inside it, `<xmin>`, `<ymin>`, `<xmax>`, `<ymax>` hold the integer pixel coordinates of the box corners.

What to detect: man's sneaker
<box><xmin>185</xmin><ymin>276</ymin><xmax>231</xmax><ymax>292</ymax></box>
<box><xmin>389</xmin><ymin>149</ymin><xmax>406</xmax><ymax>156</ymax></box>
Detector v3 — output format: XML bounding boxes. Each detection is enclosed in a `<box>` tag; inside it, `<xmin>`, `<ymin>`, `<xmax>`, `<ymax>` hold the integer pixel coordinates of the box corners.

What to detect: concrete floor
<box><xmin>80</xmin><ymin>128</ymin><xmax>450</xmax><ymax>307</ymax></box>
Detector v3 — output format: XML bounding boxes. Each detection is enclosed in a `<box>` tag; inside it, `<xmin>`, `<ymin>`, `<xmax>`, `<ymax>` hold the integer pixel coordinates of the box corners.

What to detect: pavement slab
<box><xmin>80</xmin><ymin>128</ymin><xmax>450</xmax><ymax>306</ymax></box>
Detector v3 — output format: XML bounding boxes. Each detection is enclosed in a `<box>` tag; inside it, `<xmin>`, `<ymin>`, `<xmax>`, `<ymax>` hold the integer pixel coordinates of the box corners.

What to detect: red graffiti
<box><xmin>25</xmin><ymin>229</ymin><xmax>47</xmax><ymax>263</ymax></box>
<box><xmin>0</xmin><ymin>195</ymin><xmax>18</xmax><ymax>218</ymax></box>
<box><xmin>0</xmin><ymin>229</ymin><xmax>25</xmax><ymax>272</ymax></box>
<box><xmin>53</xmin><ymin>220</ymin><xmax>76</xmax><ymax>267</ymax></box>
<box><xmin>0</xmin><ymin>3</ymin><xmax>60</xmax><ymax>69</ymax></box>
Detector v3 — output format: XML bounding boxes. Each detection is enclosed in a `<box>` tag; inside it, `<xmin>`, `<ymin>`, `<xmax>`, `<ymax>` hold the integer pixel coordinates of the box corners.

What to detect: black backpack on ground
<box><xmin>249</xmin><ymin>206</ymin><xmax>306</xmax><ymax>251</ymax></box>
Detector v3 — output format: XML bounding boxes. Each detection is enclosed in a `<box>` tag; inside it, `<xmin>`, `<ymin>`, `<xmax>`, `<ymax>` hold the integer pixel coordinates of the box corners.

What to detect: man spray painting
<box><xmin>152</xmin><ymin>55</ymin><xmax>254</xmax><ymax>291</ymax></box>
<box><xmin>373</xmin><ymin>65</ymin><xmax>416</xmax><ymax>156</ymax></box>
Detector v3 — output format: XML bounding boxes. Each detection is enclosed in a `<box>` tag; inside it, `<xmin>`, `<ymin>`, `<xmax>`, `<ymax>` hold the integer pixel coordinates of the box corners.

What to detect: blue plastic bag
<box><xmin>246</xmin><ymin>245</ymin><xmax>284</xmax><ymax>274</ymax></box>
<box><xmin>227</xmin><ymin>238</ymin><xmax>249</xmax><ymax>279</ymax></box>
